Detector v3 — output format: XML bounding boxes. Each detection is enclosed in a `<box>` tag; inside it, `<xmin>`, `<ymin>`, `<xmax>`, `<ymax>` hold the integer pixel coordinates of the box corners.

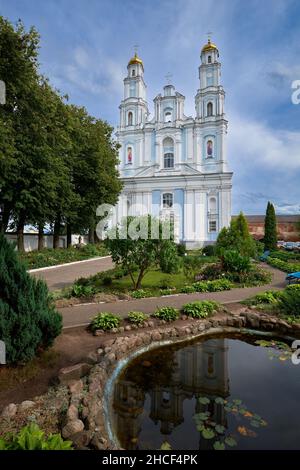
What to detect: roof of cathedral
<box><xmin>201</xmin><ymin>38</ymin><xmax>218</xmax><ymax>53</ymax></box>
<box><xmin>128</xmin><ymin>52</ymin><xmax>144</xmax><ymax>69</ymax></box>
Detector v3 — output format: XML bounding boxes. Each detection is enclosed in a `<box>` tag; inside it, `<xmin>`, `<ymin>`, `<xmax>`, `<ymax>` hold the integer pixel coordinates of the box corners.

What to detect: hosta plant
<box><xmin>90</xmin><ymin>312</ymin><xmax>121</xmax><ymax>332</ymax></box>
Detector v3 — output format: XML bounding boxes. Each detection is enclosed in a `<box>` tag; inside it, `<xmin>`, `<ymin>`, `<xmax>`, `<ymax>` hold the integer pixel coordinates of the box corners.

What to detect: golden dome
<box><xmin>128</xmin><ymin>52</ymin><xmax>144</xmax><ymax>68</ymax></box>
<box><xmin>201</xmin><ymin>38</ymin><xmax>218</xmax><ymax>53</ymax></box>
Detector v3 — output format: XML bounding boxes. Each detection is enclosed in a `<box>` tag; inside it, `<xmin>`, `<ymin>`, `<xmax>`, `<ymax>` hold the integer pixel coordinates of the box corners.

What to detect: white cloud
<box><xmin>228</xmin><ymin>113</ymin><xmax>300</xmax><ymax>172</ymax></box>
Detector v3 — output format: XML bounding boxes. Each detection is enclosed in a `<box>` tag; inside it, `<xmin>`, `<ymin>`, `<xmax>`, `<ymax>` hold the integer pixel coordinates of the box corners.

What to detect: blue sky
<box><xmin>1</xmin><ymin>0</ymin><xmax>300</xmax><ymax>215</ymax></box>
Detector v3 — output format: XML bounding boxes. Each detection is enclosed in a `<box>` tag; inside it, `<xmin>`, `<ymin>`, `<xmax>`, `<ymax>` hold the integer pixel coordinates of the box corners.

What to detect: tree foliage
<box><xmin>0</xmin><ymin>232</ymin><xmax>62</xmax><ymax>363</ymax></box>
<box><xmin>0</xmin><ymin>16</ymin><xmax>122</xmax><ymax>250</ymax></box>
<box><xmin>264</xmin><ymin>201</ymin><xmax>277</xmax><ymax>251</ymax></box>
<box><xmin>216</xmin><ymin>212</ymin><xmax>257</xmax><ymax>258</ymax></box>
<box><xmin>105</xmin><ymin>216</ymin><xmax>180</xmax><ymax>289</ymax></box>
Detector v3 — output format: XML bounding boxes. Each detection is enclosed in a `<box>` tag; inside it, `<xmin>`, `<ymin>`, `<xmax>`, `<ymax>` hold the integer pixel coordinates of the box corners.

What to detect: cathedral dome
<box><xmin>201</xmin><ymin>38</ymin><xmax>218</xmax><ymax>53</ymax></box>
<box><xmin>128</xmin><ymin>52</ymin><xmax>144</xmax><ymax>68</ymax></box>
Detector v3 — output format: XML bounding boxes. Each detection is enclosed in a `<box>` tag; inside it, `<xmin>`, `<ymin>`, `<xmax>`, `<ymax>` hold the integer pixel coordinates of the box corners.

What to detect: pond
<box><xmin>111</xmin><ymin>332</ymin><xmax>300</xmax><ymax>450</ymax></box>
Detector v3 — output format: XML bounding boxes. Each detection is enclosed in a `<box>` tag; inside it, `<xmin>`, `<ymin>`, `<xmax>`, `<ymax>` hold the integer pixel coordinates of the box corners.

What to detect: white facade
<box><xmin>115</xmin><ymin>40</ymin><xmax>232</xmax><ymax>248</ymax></box>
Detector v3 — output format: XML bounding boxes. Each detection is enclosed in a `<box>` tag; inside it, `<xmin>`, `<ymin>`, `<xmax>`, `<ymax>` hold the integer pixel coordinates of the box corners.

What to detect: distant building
<box><xmin>232</xmin><ymin>214</ymin><xmax>300</xmax><ymax>241</ymax></box>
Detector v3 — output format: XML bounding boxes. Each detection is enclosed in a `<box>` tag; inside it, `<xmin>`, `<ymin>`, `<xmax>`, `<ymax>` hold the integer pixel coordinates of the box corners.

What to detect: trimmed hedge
<box><xmin>267</xmin><ymin>257</ymin><xmax>300</xmax><ymax>273</ymax></box>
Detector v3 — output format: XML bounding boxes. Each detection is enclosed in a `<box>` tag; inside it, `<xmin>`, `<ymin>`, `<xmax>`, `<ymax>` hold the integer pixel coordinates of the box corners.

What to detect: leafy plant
<box><xmin>159</xmin><ymin>242</ymin><xmax>182</xmax><ymax>274</ymax></box>
<box><xmin>278</xmin><ymin>288</ymin><xmax>300</xmax><ymax>316</ymax></box>
<box><xmin>222</xmin><ymin>250</ymin><xmax>251</xmax><ymax>273</ymax></box>
<box><xmin>0</xmin><ymin>423</ymin><xmax>73</xmax><ymax>450</ymax></box>
<box><xmin>131</xmin><ymin>289</ymin><xmax>151</xmax><ymax>299</ymax></box>
<box><xmin>71</xmin><ymin>284</ymin><xmax>95</xmax><ymax>298</ymax></box>
<box><xmin>182</xmin><ymin>300</ymin><xmax>219</xmax><ymax>318</ymax></box>
<box><xmin>90</xmin><ymin>312</ymin><xmax>121</xmax><ymax>331</ymax></box>
<box><xmin>160</xmin><ymin>288</ymin><xmax>175</xmax><ymax>296</ymax></box>
<box><xmin>245</xmin><ymin>290</ymin><xmax>282</xmax><ymax>305</ymax></box>
<box><xmin>176</xmin><ymin>243</ymin><xmax>186</xmax><ymax>256</ymax></box>
<box><xmin>202</xmin><ymin>244</ymin><xmax>216</xmax><ymax>256</ymax></box>
<box><xmin>127</xmin><ymin>311</ymin><xmax>149</xmax><ymax>325</ymax></box>
<box><xmin>180</xmin><ymin>285</ymin><xmax>197</xmax><ymax>293</ymax></box>
<box><xmin>153</xmin><ymin>307</ymin><xmax>179</xmax><ymax>322</ymax></box>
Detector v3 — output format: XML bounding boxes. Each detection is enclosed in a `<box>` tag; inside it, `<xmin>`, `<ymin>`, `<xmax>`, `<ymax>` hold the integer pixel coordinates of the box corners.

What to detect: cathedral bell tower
<box><xmin>195</xmin><ymin>38</ymin><xmax>225</xmax><ymax>119</ymax></box>
<box><xmin>119</xmin><ymin>51</ymin><xmax>149</xmax><ymax>130</ymax></box>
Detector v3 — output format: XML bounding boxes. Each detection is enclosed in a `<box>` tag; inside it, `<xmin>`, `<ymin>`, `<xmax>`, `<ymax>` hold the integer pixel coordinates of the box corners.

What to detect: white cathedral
<box><xmin>114</xmin><ymin>39</ymin><xmax>232</xmax><ymax>248</ymax></box>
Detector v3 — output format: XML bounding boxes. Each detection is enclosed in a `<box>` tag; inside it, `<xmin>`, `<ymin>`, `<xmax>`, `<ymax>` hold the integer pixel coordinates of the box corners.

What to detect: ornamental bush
<box><xmin>0</xmin><ymin>423</ymin><xmax>73</xmax><ymax>450</ymax></box>
<box><xmin>278</xmin><ymin>289</ymin><xmax>300</xmax><ymax>316</ymax></box>
<box><xmin>182</xmin><ymin>300</ymin><xmax>219</xmax><ymax>318</ymax></box>
<box><xmin>267</xmin><ymin>257</ymin><xmax>300</xmax><ymax>273</ymax></box>
<box><xmin>222</xmin><ymin>250</ymin><xmax>251</xmax><ymax>274</ymax></box>
<box><xmin>153</xmin><ymin>307</ymin><xmax>179</xmax><ymax>322</ymax></box>
<box><xmin>89</xmin><ymin>312</ymin><xmax>121</xmax><ymax>331</ymax></box>
<box><xmin>131</xmin><ymin>289</ymin><xmax>151</xmax><ymax>299</ymax></box>
<box><xmin>71</xmin><ymin>284</ymin><xmax>95</xmax><ymax>298</ymax></box>
<box><xmin>127</xmin><ymin>311</ymin><xmax>149</xmax><ymax>325</ymax></box>
<box><xmin>0</xmin><ymin>233</ymin><xmax>62</xmax><ymax>364</ymax></box>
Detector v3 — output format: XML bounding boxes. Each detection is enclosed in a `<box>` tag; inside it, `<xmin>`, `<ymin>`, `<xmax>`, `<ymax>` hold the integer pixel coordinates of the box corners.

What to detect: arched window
<box><xmin>164</xmin><ymin>111</ymin><xmax>172</xmax><ymax>123</ymax></box>
<box><xmin>163</xmin><ymin>193</ymin><xmax>173</xmax><ymax>208</ymax></box>
<box><xmin>132</xmin><ymin>69</ymin><xmax>135</xmax><ymax>76</ymax></box>
<box><xmin>206</xmin><ymin>139</ymin><xmax>213</xmax><ymax>158</ymax></box>
<box><xmin>128</xmin><ymin>112</ymin><xmax>133</xmax><ymax>126</ymax></box>
<box><xmin>163</xmin><ymin>137</ymin><xmax>174</xmax><ymax>168</ymax></box>
<box><xmin>207</xmin><ymin>102</ymin><xmax>213</xmax><ymax>117</ymax></box>
<box><xmin>208</xmin><ymin>55</ymin><xmax>212</xmax><ymax>64</ymax></box>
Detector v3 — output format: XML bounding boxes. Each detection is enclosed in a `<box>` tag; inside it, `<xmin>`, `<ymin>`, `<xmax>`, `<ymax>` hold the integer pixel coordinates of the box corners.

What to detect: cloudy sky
<box><xmin>1</xmin><ymin>0</ymin><xmax>300</xmax><ymax>215</ymax></box>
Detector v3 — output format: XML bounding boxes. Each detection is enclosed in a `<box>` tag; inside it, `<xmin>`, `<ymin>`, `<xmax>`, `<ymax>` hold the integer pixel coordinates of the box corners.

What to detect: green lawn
<box><xmin>112</xmin><ymin>268</ymin><xmax>187</xmax><ymax>291</ymax></box>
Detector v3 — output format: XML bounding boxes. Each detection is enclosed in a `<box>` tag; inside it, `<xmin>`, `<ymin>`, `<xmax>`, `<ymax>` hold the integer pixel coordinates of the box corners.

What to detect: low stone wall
<box><xmin>2</xmin><ymin>309</ymin><xmax>300</xmax><ymax>449</ymax></box>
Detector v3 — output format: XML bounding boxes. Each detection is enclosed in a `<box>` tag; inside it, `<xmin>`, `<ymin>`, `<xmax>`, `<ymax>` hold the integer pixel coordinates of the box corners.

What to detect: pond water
<box><xmin>111</xmin><ymin>333</ymin><xmax>300</xmax><ymax>450</ymax></box>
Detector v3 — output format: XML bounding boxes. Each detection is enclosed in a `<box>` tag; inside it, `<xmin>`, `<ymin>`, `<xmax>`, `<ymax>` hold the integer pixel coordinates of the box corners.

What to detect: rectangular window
<box><xmin>209</xmin><ymin>220</ymin><xmax>217</xmax><ymax>232</ymax></box>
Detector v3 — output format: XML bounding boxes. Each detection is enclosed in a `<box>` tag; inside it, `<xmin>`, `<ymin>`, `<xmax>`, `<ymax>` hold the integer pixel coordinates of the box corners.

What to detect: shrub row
<box><xmin>180</xmin><ymin>278</ymin><xmax>233</xmax><ymax>294</ymax></box>
<box><xmin>267</xmin><ymin>257</ymin><xmax>300</xmax><ymax>273</ymax></box>
<box><xmin>89</xmin><ymin>300</ymin><xmax>220</xmax><ymax>331</ymax></box>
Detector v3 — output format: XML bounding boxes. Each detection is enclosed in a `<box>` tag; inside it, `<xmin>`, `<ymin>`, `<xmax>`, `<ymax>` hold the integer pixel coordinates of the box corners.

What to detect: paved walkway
<box><xmin>61</xmin><ymin>264</ymin><xmax>286</xmax><ymax>329</ymax></box>
<box><xmin>30</xmin><ymin>256</ymin><xmax>114</xmax><ymax>291</ymax></box>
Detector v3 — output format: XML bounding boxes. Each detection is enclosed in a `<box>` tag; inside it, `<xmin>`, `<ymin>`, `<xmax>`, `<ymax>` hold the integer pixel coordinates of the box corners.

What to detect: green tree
<box><xmin>264</xmin><ymin>201</ymin><xmax>277</xmax><ymax>251</ymax></box>
<box><xmin>0</xmin><ymin>232</ymin><xmax>62</xmax><ymax>363</ymax></box>
<box><xmin>105</xmin><ymin>216</ymin><xmax>178</xmax><ymax>289</ymax></box>
<box><xmin>216</xmin><ymin>212</ymin><xmax>257</xmax><ymax>258</ymax></box>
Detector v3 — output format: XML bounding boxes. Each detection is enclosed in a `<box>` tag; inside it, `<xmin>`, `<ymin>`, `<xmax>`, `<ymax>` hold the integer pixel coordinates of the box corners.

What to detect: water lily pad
<box><xmin>215</xmin><ymin>424</ymin><xmax>225</xmax><ymax>434</ymax></box>
<box><xmin>161</xmin><ymin>441</ymin><xmax>171</xmax><ymax>450</ymax></box>
<box><xmin>197</xmin><ymin>424</ymin><xmax>205</xmax><ymax>432</ymax></box>
<box><xmin>250</xmin><ymin>420</ymin><xmax>261</xmax><ymax>428</ymax></box>
<box><xmin>215</xmin><ymin>397</ymin><xmax>225</xmax><ymax>405</ymax></box>
<box><xmin>202</xmin><ymin>428</ymin><xmax>215</xmax><ymax>439</ymax></box>
<box><xmin>225</xmin><ymin>436</ymin><xmax>237</xmax><ymax>447</ymax></box>
<box><xmin>213</xmin><ymin>441</ymin><xmax>225</xmax><ymax>450</ymax></box>
<box><xmin>199</xmin><ymin>397</ymin><xmax>210</xmax><ymax>405</ymax></box>
<box><xmin>197</xmin><ymin>412</ymin><xmax>210</xmax><ymax>421</ymax></box>
<box><xmin>233</xmin><ymin>399</ymin><xmax>242</xmax><ymax>405</ymax></box>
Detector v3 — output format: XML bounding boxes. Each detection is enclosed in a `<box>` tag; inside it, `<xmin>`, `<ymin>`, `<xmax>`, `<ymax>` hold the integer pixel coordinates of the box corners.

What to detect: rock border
<box><xmin>2</xmin><ymin>309</ymin><xmax>300</xmax><ymax>449</ymax></box>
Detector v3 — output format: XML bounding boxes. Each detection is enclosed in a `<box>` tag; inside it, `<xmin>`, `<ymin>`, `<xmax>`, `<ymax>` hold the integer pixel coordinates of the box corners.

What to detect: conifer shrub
<box><xmin>0</xmin><ymin>233</ymin><xmax>62</xmax><ymax>364</ymax></box>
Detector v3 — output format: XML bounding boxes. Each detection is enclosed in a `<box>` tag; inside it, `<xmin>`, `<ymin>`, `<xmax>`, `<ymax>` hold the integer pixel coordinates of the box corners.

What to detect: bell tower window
<box><xmin>128</xmin><ymin>112</ymin><xmax>133</xmax><ymax>126</ymax></box>
<box><xmin>207</xmin><ymin>102</ymin><xmax>213</xmax><ymax>117</ymax></box>
<box><xmin>164</xmin><ymin>110</ymin><xmax>172</xmax><ymax>123</ymax></box>
<box><xmin>208</xmin><ymin>55</ymin><xmax>212</xmax><ymax>63</ymax></box>
<box><xmin>132</xmin><ymin>69</ymin><xmax>135</xmax><ymax>76</ymax></box>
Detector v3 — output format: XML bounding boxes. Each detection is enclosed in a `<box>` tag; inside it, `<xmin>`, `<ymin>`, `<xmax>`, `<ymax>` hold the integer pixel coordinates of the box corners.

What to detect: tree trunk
<box><xmin>38</xmin><ymin>224</ymin><xmax>44</xmax><ymax>250</ymax></box>
<box><xmin>53</xmin><ymin>216</ymin><xmax>61</xmax><ymax>249</ymax></box>
<box><xmin>135</xmin><ymin>269</ymin><xmax>145</xmax><ymax>290</ymax></box>
<box><xmin>88</xmin><ymin>226</ymin><xmax>95</xmax><ymax>244</ymax></box>
<box><xmin>17</xmin><ymin>213</ymin><xmax>26</xmax><ymax>252</ymax></box>
<box><xmin>0</xmin><ymin>203</ymin><xmax>11</xmax><ymax>233</ymax></box>
<box><xmin>67</xmin><ymin>223</ymin><xmax>72</xmax><ymax>248</ymax></box>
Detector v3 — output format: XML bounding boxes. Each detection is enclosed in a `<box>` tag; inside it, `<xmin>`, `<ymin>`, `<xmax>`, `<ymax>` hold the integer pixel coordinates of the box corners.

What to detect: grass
<box><xmin>19</xmin><ymin>243</ymin><xmax>108</xmax><ymax>269</ymax></box>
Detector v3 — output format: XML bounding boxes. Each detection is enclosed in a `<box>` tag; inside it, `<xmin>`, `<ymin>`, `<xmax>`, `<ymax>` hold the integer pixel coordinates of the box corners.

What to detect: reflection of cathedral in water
<box><xmin>113</xmin><ymin>338</ymin><xmax>230</xmax><ymax>449</ymax></box>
